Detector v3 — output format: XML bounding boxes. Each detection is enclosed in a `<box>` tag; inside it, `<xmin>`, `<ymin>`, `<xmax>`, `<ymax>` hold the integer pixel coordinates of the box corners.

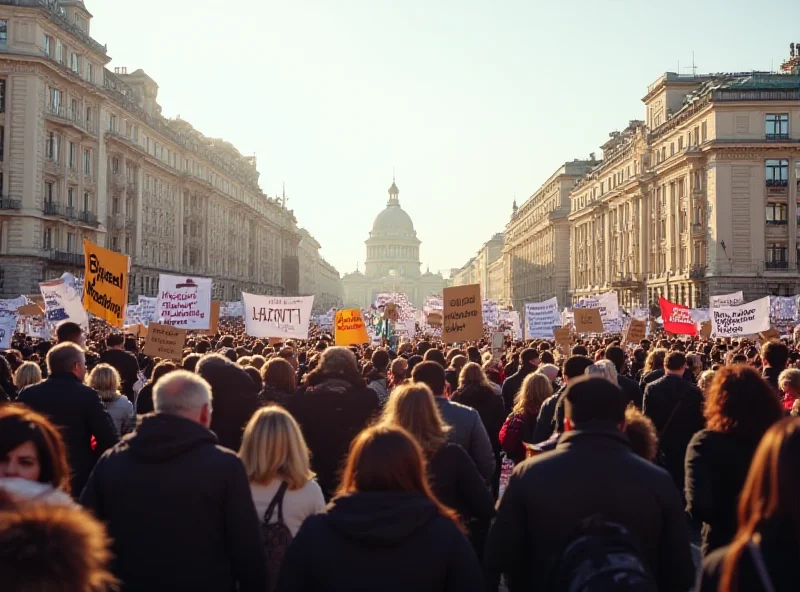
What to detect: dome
<box><xmin>370</xmin><ymin>203</ymin><xmax>416</xmax><ymax>237</ymax></box>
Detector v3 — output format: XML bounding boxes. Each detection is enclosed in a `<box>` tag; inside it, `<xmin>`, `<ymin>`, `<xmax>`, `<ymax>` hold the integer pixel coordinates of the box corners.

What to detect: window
<box><xmin>767</xmin><ymin>243</ymin><xmax>788</xmax><ymax>268</ymax></box>
<box><xmin>67</xmin><ymin>232</ymin><xmax>74</xmax><ymax>253</ymax></box>
<box><xmin>68</xmin><ymin>142</ymin><xmax>77</xmax><ymax>168</ymax></box>
<box><xmin>70</xmin><ymin>53</ymin><xmax>79</xmax><ymax>74</ymax></box>
<box><xmin>766</xmin><ymin>159</ymin><xmax>789</xmax><ymax>186</ymax></box>
<box><xmin>44</xmin><ymin>181</ymin><xmax>54</xmax><ymax>203</ymax></box>
<box><xmin>112</xmin><ymin>197</ymin><xmax>119</xmax><ymax>215</ymax></box>
<box><xmin>693</xmin><ymin>127</ymin><xmax>699</xmax><ymax>146</ymax></box>
<box><xmin>83</xmin><ymin>192</ymin><xmax>90</xmax><ymax>212</ymax></box>
<box><xmin>0</xmin><ymin>20</ymin><xmax>7</xmax><ymax>47</ymax></box>
<box><xmin>0</xmin><ymin>79</ymin><xmax>4</xmax><ymax>113</ymax></box>
<box><xmin>87</xmin><ymin>62</ymin><xmax>94</xmax><ymax>84</ymax></box>
<box><xmin>112</xmin><ymin>157</ymin><xmax>119</xmax><ymax>174</ymax></box>
<box><xmin>766</xmin><ymin>202</ymin><xmax>788</xmax><ymax>224</ymax></box>
<box><xmin>765</xmin><ymin>114</ymin><xmax>789</xmax><ymax>139</ymax></box>
<box><xmin>111</xmin><ymin>236</ymin><xmax>118</xmax><ymax>252</ymax></box>
<box><xmin>42</xmin><ymin>227</ymin><xmax>52</xmax><ymax>250</ymax></box>
<box><xmin>46</xmin><ymin>132</ymin><xmax>60</xmax><ymax>161</ymax></box>
<box><xmin>85</xmin><ymin>106</ymin><xmax>92</xmax><ymax>126</ymax></box>
<box><xmin>678</xmin><ymin>136</ymin><xmax>684</xmax><ymax>151</ymax></box>
<box><xmin>44</xmin><ymin>35</ymin><xmax>52</xmax><ymax>56</ymax></box>
<box><xmin>83</xmin><ymin>149</ymin><xmax>91</xmax><ymax>175</ymax></box>
<box><xmin>670</xmin><ymin>142</ymin><xmax>675</xmax><ymax>156</ymax></box>
<box><xmin>49</xmin><ymin>87</ymin><xmax>62</xmax><ymax>112</ymax></box>
<box><xmin>701</xmin><ymin>121</ymin><xmax>708</xmax><ymax>142</ymax></box>
<box><xmin>67</xmin><ymin>188</ymin><xmax>74</xmax><ymax>208</ymax></box>
<box><xmin>125</xmin><ymin>237</ymin><xmax>131</xmax><ymax>254</ymax></box>
<box><xmin>109</xmin><ymin>114</ymin><xmax>116</xmax><ymax>132</ymax></box>
<box><xmin>0</xmin><ymin>126</ymin><xmax>3</xmax><ymax>162</ymax></box>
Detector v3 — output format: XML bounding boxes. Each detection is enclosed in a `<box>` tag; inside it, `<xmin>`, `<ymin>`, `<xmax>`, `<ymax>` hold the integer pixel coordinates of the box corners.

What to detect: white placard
<box><xmin>0</xmin><ymin>296</ymin><xmax>27</xmax><ymax>313</ymax></box>
<box><xmin>524</xmin><ymin>297</ymin><xmax>561</xmax><ymax>339</ymax></box>
<box><xmin>156</xmin><ymin>274</ymin><xmax>212</xmax><ymax>329</ymax></box>
<box><xmin>711</xmin><ymin>297</ymin><xmax>770</xmax><ymax>337</ymax></box>
<box><xmin>40</xmin><ymin>273</ymin><xmax>89</xmax><ymax>331</ymax></box>
<box><xmin>0</xmin><ymin>313</ymin><xmax>18</xmax><ymax>349</ymax></box>
<box><xmin>710</xmin><ymin>291</ymin><xmax>744</xmax><ymax>309</ymax></box>
<box><xmin>242</xmin><ymin>292</ymin><xmax>314</xmax><ymax>339</ymax></box>
<box><xmin>221</xmin><ymin>301</ymin><xmax>244</xmax><ymax>318</ymax></box>
<box><xmin>137</xmin><ymin>296</ymin><xmax>157</xmax><ymax>326</ymax></box>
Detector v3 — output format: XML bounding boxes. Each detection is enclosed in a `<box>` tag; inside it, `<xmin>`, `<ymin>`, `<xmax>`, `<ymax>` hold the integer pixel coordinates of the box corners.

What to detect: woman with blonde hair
<box><xmin>88</xmin><ymin>364</ymin><xmax>135</xmax><ymax>437</ymax></box>
<box><xmin>13</xmin><ymin>361</ymin><xmax>43</xmax><ymax>394</ymax></box>
<box><xmin>239</xmin><ymin>406</ymin><xmax>325</xmax><ymax>538</ymax></box>
<box><xmin>499</xmin><ymin>373</ymin><xmax>553</xmax><ymax>463</ymax></box>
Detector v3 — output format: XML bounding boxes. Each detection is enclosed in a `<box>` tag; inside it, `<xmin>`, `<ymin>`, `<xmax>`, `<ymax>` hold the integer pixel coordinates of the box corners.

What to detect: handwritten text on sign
<box><xmin>142</xmin><ymin>323</ymin><xmax>187</xmax><ymax>360</ymax></box>
<box><xmin>157</xmin><ymin>274</ymin><xmax>212</xmax><ymax>330</ymax></box>
<box><xmin>83</xmin><ymin>240</ymin><xmax>129</xmax><ymax>328</ymax></box>
<box><xmin>335</xmin><ymin>309</ymin><xmax>369</xmax><ymax>346</ymax></box>
<box><xmin>242</xmin><ymin>293</ymin><xmax>314</xmax><ymax>339</ymax></box>
<box><xmin>442</xmin><ymin>284</ymin><xmax>483</xmax><ymax>344</ymax></box>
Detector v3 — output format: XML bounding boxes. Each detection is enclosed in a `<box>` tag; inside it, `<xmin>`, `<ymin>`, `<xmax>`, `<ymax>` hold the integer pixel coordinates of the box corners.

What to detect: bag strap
<box><xmin>658</xmin><ymin>399</ymin><xmax>682</xmax><ymax>439</ymax></box>
<box><xmin>262</xmin><ymin>481</ymin><xmax>289</xmax><ymax>525</ymax></box>
<box><xmin>746</xmin><ymin>539</ymin><xmax>777</xmax><ymax>592</ymax></box>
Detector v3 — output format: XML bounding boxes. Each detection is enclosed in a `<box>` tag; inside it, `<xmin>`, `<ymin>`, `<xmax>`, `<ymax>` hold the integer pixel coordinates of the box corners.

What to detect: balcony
<box><xmin>48</xmin><ymin>250</ymin><xmax>83</xmax><ymax>267</ymax></box>
<box><xmin>766</xmin><ymin>133</ymin><xmax>790</xmax><ymax>141</ymax></box>
<box><xmin>689</xmin><ymin>264</ymin><xmax>707</xmax><ymax>279</ymax></box>
<box><xmin>76</xmin><ymin>210</ymin><xmax>99</xmax><ymax>226</ymax></box>
<box><xmin>44</xmin><ymin>104</ymin><xmax>94</xmax><ymax>136</ymax></box>
<box><xmin>765</xmin><ymin>260</ymin><xmax>789</xmax><ymax>271</ymax></box>
<box><xmin>0</xmin><ymin>197</ymin><xmax>21</xmax><ymax>210</ymax></box>
<box><xmin>691</xmin><ymin>222</ymin><xmax>705</xmax><ymax>236</ymax></box>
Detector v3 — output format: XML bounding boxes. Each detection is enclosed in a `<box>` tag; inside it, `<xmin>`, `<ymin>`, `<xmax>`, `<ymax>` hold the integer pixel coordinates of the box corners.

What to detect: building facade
<box><xmin>505</xmin><ymin>159</ymin><xmax>598</xmax><ymax>312</ymax></box>
<box><xmin>451</xmin><ymin>232</ymin><xmax>506</xmax><ymax>303</ymax></box>
<box><xmin>298</xmin><ymin>228</ymin><xmax>342</xmax><ymax>311</ymax></box>
<box><xmin>342</xmin><ymin>180</ymin><xmax>445</xmax><ymax>308</ymax></box>
<box><xmin>0</xmin><ymin>0</ymin><xmax>300</xmax><ymax>300</ymax></box>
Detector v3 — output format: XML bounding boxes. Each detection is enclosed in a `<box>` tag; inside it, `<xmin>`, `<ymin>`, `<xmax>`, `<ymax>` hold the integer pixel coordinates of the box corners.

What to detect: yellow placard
<box><xmin>83</xmin><ymin>239</ymin><xmax>129</xmax><ymax>328</ymax></box>
<box><xmin>335</xmin><ymin>309</ymin><xmax>369</xmax><ymax>346</ymax></box>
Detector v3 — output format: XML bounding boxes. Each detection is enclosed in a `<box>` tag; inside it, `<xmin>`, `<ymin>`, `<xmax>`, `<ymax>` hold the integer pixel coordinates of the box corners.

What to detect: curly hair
<box><xmin>704</xmin><ymin>365</ymin><xmax>783</xmax><ymax>442</ymax></box>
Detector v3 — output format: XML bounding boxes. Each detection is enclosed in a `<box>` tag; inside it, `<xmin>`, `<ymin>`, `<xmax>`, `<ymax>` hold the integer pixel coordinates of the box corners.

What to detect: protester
<box><xmin>89</xmin><ymin>364</ymin><xmax>136</xmax><ymax>437</ymax></box>
<box><xmin>451</xmin><ymin>362</ymin><xmax>506</xmax><ymax>465</ymax></box>
<box><xmin>13</xmin><ymin>360</ymin><xmax>42</xmax><ymax>394</ymax></box>
<box><xmin>697</xmin><ymin>418</ymin><xmax>800</xmax><ymax>592</ymax></box>
<box><xmin>411</xmin><ymin>361</ymin><xmax>495</xmax><ymax>484</ymax></box>
<box><xmin>761</xmin><ymin>341</ymin><xmax>789</xmax><ymax>394</ymax></box>
<box><xmin>445</xmin><ymin>354</ymin><xmax>468</xmax><ymax>394</ymax></box>
<box><xmin>135</xmin><ymin>360</ymin><xmax>178</xmax><ymax>415</ymax></box>
<box><xmin>258</xmin><ymin>357</ymin><xmax>296</xmax><ymax>406</ymax></box>
<box><xmin>500</xmin><ymin>372</ymin><xmax>552</xmax><ymax>463</ymax></box>
<box><xmin>777</xmin><ymin>367</ymin><xmax>800</xmax><ymax>412</ymax></box>
<box><xmin>0</xmin><ymin>356</ymin><xmax>18</xmax><ymax>401</ymax></box>
<box><xmin>605</xmin><ymin>345</ymin><xmax>643</xmax><ymax>407</ymax></box>
<box><xmin>285</xmin><ymin>346</ymin><xmax>380</xmax><ymax>499</ymax></box>
<box><xmin>99</xmin><ymin>333</ymin><xmax>140</xmax><ymax>402</ymax></box>
<box><xmin>532</xmin><ymin>355</ymin><xmax>593</xmax><ymax>444</ymax></box>
<box><xmin>80</xmin><ymin>370</ymin><xmax>269</xmax><ymax>592</ymax></box>
<box><xmin>485</xmin><ymin>376</ymin><xmax>695</xmax><ymax>592</ymax></box>
<box><xmin>389</xmin><ymin>356</ymin><xmax>408</xmax><ymax>390</ymax></box>
<box><xmin>18</xmin><ymin>343</ymin><xmax>118</xmax><ymax>496</ymax></box>
<box><xmin>501</xmin><ymin>348</ymin><xmax>539</xmax><ymax>413</ymax></box>
<box><xmin>275</xmin><ymin>425</ymin><xmax>484</xmax><ymax>592</ymax></box>
<box><xmin>366</xmin><ymin>348</ymin><xmax>390</xmax><ymax>403</ymax></box>
<box><xmin>685</xmin><ymin>365</ymin><xmax>783</xmax><ymax>556</ymax></box>
<box><xmin>624</xmin><ymin>406</ymin><xmax>659</xmax><ymax>462</ymax></box>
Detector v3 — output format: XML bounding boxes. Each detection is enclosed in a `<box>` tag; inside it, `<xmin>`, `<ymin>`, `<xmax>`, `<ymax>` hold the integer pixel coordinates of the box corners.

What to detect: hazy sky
<box><xmin>89</xmin><ymin>0</ymin><xmax>796</xmax><ymax>277</ymax></box>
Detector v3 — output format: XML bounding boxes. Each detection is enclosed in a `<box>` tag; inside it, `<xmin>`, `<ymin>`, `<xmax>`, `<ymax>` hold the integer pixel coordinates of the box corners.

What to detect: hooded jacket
<box><xmin>275</xmin><ymin>492</ymin><xmax>483</xmax><ymax>592</ymax></box>
<box><xmin>79</xmin><ymin>414</ymin><xmax>268</xmax><ymax>592</ymax></box>
<box><xmin>199</xmin><ymin>361</ymin><xmax>261</xmax><ymax>451</ymax></box>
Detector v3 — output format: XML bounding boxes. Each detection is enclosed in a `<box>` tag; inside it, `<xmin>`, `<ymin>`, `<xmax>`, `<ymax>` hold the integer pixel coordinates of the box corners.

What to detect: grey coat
<box><xmin>100</xmin><ymin>393</ymin><xmax>136</xmax><ymax>437</ymax></box>
<box><xmin>434</xmin><ymin>397</ymin><xmax>495</xmax><ymax>483</ymax></box>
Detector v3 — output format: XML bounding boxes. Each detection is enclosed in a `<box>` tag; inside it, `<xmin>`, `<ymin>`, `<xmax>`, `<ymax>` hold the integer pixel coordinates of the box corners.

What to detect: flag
<box><xmin>659</xmin><ymin>297</ymin><xmax>697</xmax><ymax>336</ymax></box>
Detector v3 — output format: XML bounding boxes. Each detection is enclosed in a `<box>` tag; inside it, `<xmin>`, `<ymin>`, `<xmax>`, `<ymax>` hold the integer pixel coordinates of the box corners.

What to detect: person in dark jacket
<box><xmin>285</xmin><ymin>347</ymin><xmax>380</xmax><ymax>500</ymax></box>
<box><xmin>196</xmin><ymin>354</ymin><xmax>260</xmax><ymax>451</ymax></box>
<box><xmin>642</xmin><ymin>351</ymin><xmax>705</xmax><ymax>498</ymax></box>
<box><xmin>0</xmin><ymin>356</ymin><xmax>18</xmax><ymax>401</ymax></box>
<box><xmin>451</xmin><ymin>363</ymin><xmax>506</xmax><ymax>457</ymax></box>
<box><xmin>685</xmin><ymin>365</ymin><xmax>783</xmax><ymax>556</ymax></box>
<box><xmin>500</xmin><ymin>348</ymin><xmax>539</xmax><ymax>414</ymax></box>
<box><xmin>485</xmin><ymin>377</ymin><xmax>695</xmax><ymax>592</ymax></box>
<box><xmin>275</xmin><ymin>425</ymin><xmax>483</xmax><ymax>592</ymax></box>
<box><xmin>532</xmin><ymin>355</ymin><xmax>593</xmax><ymax>444</ymax></box>
<box><xmin>257</xmin><ymin>357</ymin><xmax>296</xmax><ymax>406</ymax></box>
<box><xmin>500</xmin><ymin>372</ymin><xmax>552</xmax><ymax>463</ymax></box>
<box><xmin>605</xmin><ymin>346</ymin><xmax>643</xmax><ymax>408</ymax></box>
<box><xmin>761</xmin><ymin>340</ymin><xmax>788</xmax><ymax>395</ymax></box>
<box><xmin>697</xmin><ymin>418</ymin><xmax>800</xmax><ymax>592</ymax></box>
<box><xmin>18</xmin><ymin>342</ymin><xmax>118</xmax><ymax>497</ymax></box>
<box><xmin>135</xmin><ymin>360</ymin><xmax>179</xmax><ymax>415</ymax></box>
<box><xmin>99</xmin><ymin>333</ymin><xmax>140</xmax><ymax>402</ymax></box>
<box><xmin>80</xmin><ymin>371</ymin><xmax>268</xmax><ymax>592</ymax></box>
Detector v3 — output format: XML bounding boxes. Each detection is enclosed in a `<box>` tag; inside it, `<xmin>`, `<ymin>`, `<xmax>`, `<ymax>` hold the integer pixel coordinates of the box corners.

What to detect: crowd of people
<box><xmin>1</xmin><ymin>316</ymin><xmax>799</xmax><ymax>591</ymax></box>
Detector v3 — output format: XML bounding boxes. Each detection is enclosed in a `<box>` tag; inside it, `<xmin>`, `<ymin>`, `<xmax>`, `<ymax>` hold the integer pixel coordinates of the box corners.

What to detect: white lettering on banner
<box><xmin>0</xmin><ymin>313</ymin><xmax>18</xmax><ymax>349</ymax></box>
<box><xmin>242</xmin><ymin>292</ymin><xmax>314</xmax><ymax>339</ymax></box>
<box><xmin>137</xmin><ymin>296</ymin><xmax>157</xmax><ymax>326</ymax></box>
<box><xmin>711</xmin><ymin>297</ymin><xmax>770</xmax><ymax>337</ymax></box>
<box><xmin>710</xmin><ymin>291</ymin><xmax>744</xmax><ymax>309</ymax></box>
<box><xmin>524</xmin><ymin>298</ymin><xmax>561</xmax><ymax>339</ymax></box>
<box><xmin>40</xmin><ymin>273</ymin><xmax>88</xmax><ymax>331</ymax></box>
<box><xmin>156</xmin><ymin>274</ymin><xmax>212</xmax><ymax>330</ymax></box>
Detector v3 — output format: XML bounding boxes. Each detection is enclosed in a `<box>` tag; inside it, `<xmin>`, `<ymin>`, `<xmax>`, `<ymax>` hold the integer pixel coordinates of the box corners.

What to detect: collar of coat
<box><xmin>556</xmin><ymin>424</ymin><xmax>631</xmax><ymax>451</ymax></box>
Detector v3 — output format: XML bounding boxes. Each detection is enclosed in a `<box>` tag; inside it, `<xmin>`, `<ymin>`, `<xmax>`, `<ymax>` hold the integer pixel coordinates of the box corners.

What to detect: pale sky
<box><xmin>89</xmin><ymin>0</ymin><xmax>796</xmax><ymax>278</ymax></box>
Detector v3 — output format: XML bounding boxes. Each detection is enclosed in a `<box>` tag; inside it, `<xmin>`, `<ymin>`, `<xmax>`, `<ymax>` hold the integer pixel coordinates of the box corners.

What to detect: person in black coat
<box><xmin>500</xmin><ymin>348</ymin><xmax>539</xmax><ymax>414</ymax></box>
<box><xmin>285</xmin><ymin>347</ymin><xmax>380</xmax><ymax>500</ymax></box>
<box><xmin>18</xmin><ymin>342</ymin><xmax>118</xmax><ymax>497</ymax></box>
<box><xmin>685</xmin><ymin>365</ymin><xmax>784</xmax><ymax>556</ymax></box>
<box><xmin>196</xmin><ymin>354</ymin><xmax>260</xmax><ymax>451</ymax></box>
<box><xmin>485</xmin><ymin>377</ymin><xmax>695</xmax><ymax>592</ymax></box>
<box><xmin>532</xmin><ymin>355</ymin><xmax>593</xmax><ymax>444</ymax></box>
<box><xmin>135</xmin><ymin>360</ymin><xmax>179</xmax><ymax>415</ymax></box>
<box><xmin>99</xmin><ymin>334</ymin><xmax>140</xmax><ymax>402</ymax></box>
<box><xmin>80</xmin><ymin>371</ymin><xmax>268</xmax><ymax>592</ymax></box>
<box><xmin>275</xmin><ymin>425</ymin><xmax>483</xmax><ymax>592</ymax></box>
<box><xmin>642</xmin><ymin>351</ymin><xmax>705</xmax><ymax>498</ymax></box>
<box><xmin>605</xmin><ymin>346</ymin><xmax>643</xmax><ymax>408</ymax></box>
<box><xmin>451</xmin><ymin>363</ymin><xmax>506</xmax><ymax>456</ymax></box>
<box><xmin>0</xmin><ymin>355</ymin><xmax>18</xmax><ymax>401</ymax></box>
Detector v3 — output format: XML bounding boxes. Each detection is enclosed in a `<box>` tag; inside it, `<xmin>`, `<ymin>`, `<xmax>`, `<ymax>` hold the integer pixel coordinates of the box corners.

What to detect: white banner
<box><xmin>242</xmin><ymin>292</ymin><xmax>314</xmax><ymax>339</ymax></box>
<box><xmin>710</xmin><ymin>291</ymin><xmax>744</xmax><ymax>309</ymax></box>
<box><xmin>499</xmin><ymin>310</ymin><xmax>521</xmax><ymax>340</ymax></box>
<box><xmin>156</xmin><ymin>274</ymin><xmax>213</xmax><ymax>329</ymax></box>
<box><xmin>769</xmin><ymin>296</ymin><xmax>798</xmax><ymax>332</ymax></box>
<box><xmin>40</xmin><ymin>273</ymin><xmax>89</xmax><ymax>331</ymax></box>
<box><xmin>576</xmin><ymin>292</ymin><xmax>620</xmax><ymax>333</ymax></box>
<box><xmin>0</xmin><ymin>296</ymin><xmax>26</xmax><ymax>314</ymax></box>
<box><xmin>711</xmin><ymin>297</ymin><xmax>770</xmax><ymax>337</ymax></box>
<box><xmin>0</xmin><ymin>313</ymin><xmax>18</xmax><ymax>349</ymax></box>
<box><xmin>524</xmin><ymin>298</ymin><xmax>561</xmax><ymax>339</ymax></box>
<box><xmin>690</xmin><ymin>308</ymin><xmax>711</xmax><ymax>323</ymax></box>
<box><xmin>221</xmin><ymin>301</ymin><xmax>244</xmax><ymax>318</ymax></box>
<box><xmin>137</xmin><ymin>296</ymin><xmax>158</xmax><ymax>326</ymax></box>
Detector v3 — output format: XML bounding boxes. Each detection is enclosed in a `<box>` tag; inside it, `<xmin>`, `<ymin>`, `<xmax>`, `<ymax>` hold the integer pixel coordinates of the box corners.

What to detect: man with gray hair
<box><xmin>80</xmin><ymin>371</ymin><xmax>268</xmax><ymax>592</ymax></box>
<box><xmin>19</xmin><ymin>342</ymin><xmax>118</xmax><ymax>496</ymax></box>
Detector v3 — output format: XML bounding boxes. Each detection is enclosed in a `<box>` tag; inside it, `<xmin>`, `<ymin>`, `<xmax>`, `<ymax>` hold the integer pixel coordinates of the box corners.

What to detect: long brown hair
<box><xmin>381</xmin><ymin>384</ymin><xmax>450</xmax><ymax>457</ymax></box>
<box><xmin>261</xmin><ymin>357</ymin><xmax>296</xmax><ymax>394</ymax></box>
<box><xmin>337</xmin><ymin>425</ymin><xmax>464</xmax><ymax>532</ymax></box>
<box><xmin>720</xmin><ymin>418</ymin><xmax>800</xmax><ymax>591</ymax></box>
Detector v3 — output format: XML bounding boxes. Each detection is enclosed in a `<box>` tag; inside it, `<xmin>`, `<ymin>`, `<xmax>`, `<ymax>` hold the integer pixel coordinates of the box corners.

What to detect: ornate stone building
<box><xmin>298</xmin><ymin>228</ymin><xmax>342</xmax><ymax>311</ymax></box>
<box><xmin>0</xmin><ymin>0</ymin><xmax>300</xmax><ymax>299</ymax></box>
<box><xmin>451</xmin><ymin>232</ymin><xmax>506</xmax><ymax>303</ymax></box>
<box><xmin>342</xmin><ymin>180</ymin><xmax>444</xmax><ymax>308</ymax></box>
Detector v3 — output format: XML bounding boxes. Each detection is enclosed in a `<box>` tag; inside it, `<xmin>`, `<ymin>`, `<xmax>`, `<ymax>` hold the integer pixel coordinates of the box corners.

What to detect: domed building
<box><xmin>342</xmin><ymin>180</ymin><xmax>445</xmax><ymax>309</ymax></box>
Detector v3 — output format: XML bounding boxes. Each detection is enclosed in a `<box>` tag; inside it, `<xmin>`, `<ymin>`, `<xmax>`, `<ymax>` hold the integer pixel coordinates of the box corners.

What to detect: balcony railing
<box><xmin>689</xmin><ymin>264</ymin><xmax>707</xmax><ymax>279</ymax></box>
<box><xmin>0</xmin><ymin>197</ymin><xmax>21</xmax><ymax>210</ymax></box>
<box><xmin>76</xmin><ymin>210</ymin><xmax>98</xmax><ymax>226</ymax></box>
<box><xmin>45</xmin><ymin>104</ymin><xmax>94</xmax><ymax>134</ymax></box>
<box><xmin>48</xmin><ymin>250</ymin><xmax>83</xmax><ymax>267</ymax></box>
<box><xmin>766</xmin><ymin>133</ymin><xmax>790</xmax><ymax>141</ymax></box>
<box><xmin>766</xmin><ymin>179</ymin><xmax>788</xmax><ymax>188</ymax></box>
<box><xmin>765</xmin><ymin>260</ymin><xmax>789</xmax><ymax>270</ymax></box>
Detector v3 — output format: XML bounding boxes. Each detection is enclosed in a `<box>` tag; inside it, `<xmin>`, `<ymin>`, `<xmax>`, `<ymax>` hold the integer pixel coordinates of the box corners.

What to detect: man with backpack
<box><xmin>484</xmin><ymin>376</ymin><xmax>695</xmax><ymax>592</ymax></box>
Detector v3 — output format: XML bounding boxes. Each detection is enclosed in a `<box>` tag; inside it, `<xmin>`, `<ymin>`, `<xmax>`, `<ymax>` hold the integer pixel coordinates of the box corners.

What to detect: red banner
<box><xmin>659</xmin><ymin>297</ymin><xmax>698</xmax><ymax>336</ymax></box>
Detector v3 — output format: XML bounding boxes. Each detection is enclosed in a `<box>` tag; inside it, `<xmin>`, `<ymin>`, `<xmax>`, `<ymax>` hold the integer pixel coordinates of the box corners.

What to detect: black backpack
<box><xmin>552</xmin><ymin>515</ymin><xmax>657</xmax><ymax>592</ymax></box>
<box><xmin>261</xmin><ymin>482</ymin><xmax>292</xmax><ymax>592</ymax></box>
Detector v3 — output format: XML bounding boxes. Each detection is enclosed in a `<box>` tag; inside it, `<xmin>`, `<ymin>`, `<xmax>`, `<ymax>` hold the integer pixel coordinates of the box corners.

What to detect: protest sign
<box><xmin>573</xmin><ymin>308</ymin><xmax>603</xmax><ymax>334</ymax></box>
<box><xmin>710</xmin><ymin>291</ymin><xmax>744</xmax><ymax>309</ymax></box>
<box><xmin>524</xmin><ymin>297</ymin><xmax>561</xmax><ymax>339</ymax></box>
<box><xmin>554</xmin><ymin>327</ymin><xmax>573</xmax><ymax>348</ymax></box>
<box><xmin>442</xmin><ymin>284</ymin><xmax>482</xmax><ymax>344</ymax></box>
<box><xmin>383</xmin><ymin>303</ymin><xmax>399</xmax><ymax>322</ymax></box>
<box><xmin>157</xmin><ymin>274</ymin><xmax>212</xmax><ymax>329</ymax></box>
<box><xmin>711</xmin><ymin>297</ymin><xmax>770</xmax><ymax>338</ymax></box>
<box><xmin>221</xmin><ymin>301</ymin><xmax>244</xmax><ymax>318</ymax></box>
<box><xmin>759</xmin><ymin>328</ymin><xmax>781</xmax><ymax>344</ymax></box>
<box><xmin>137</xmin><ymin>296</ymin><xmax>158</xmax><ymax>326</ymax></box>
<box><xmin>769</xmin><ymin>296</ymin><xmax>797</xmax><ymax>333</ymax></box>
<box><xmin>0</xmin><ymin>313</ymin><xmax>18</xmax><ymax>349</ymax></box>
<box><xmin>142</xmin><ymin>323</ymin><xmax>187</xmax><ymax>360</ymax></box>
<box><xmin>660</xmin><ymin>297</ymin><xmax>697</xmax><ymax>336</ymax></box>
<box><xmin>200</xmin><ymin>301</ymin><xmax>221</xmax><ymax>336</ymax></box>
<box><xmin>335</xmin><ymin>309</ymin><xmax>369</xmax><ymax>346</ymax></box>
<box><xmin>0</xmin><ymin>296</ymin><xmax>26</xmax><ymax>314</ymax></box>
<box><xmin>17</xmin><ymin>303</ymin><xmax>44</xmax><ymax>316</ymax></box>
<box><xmin>40</xmin><ymin>274</ymin><xmax>89</xmax><ymax>331</ymax></box>
<box><xmin>576</xmin><ymin>292</ymin><xmax>620</xmax><ymax>332</ymax></box>
<box><xmin>700</xmin><ymin>321</ymin><xmax>712</xmax><ymax>338</ymax></box>
<box><xmin>242</xmin><ymin>293</ymin><xmax>314</xmax><ymax>339</ymax></box>
<box><xmin>83</xmin><ymin>240</ymin><xmax>128</xmax><ymax>328</ymax></box>
<box><xmin>625</xmin><ymin>319</ymin><xmax>646</xmax><ymax>344</ymax></box>
<box><xmin>426</xmin><ymin>312</ymin><xmax>443</xmax><ymax>327</ymax></box>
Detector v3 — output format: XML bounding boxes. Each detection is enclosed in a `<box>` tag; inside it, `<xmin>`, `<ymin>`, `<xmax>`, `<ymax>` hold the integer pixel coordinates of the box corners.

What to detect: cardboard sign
<box><xmin>573</xmin><ymin>308</ymin><xmax>603</xmax><ymax>334</ymax></box>
<box><xmin>554</xmin><ymin>327</ymin><xmax>573</xmax><ymax>347</ymax></box>
<box><xmin>442</xmin><ymin>284</ymin><xmax>483</xmax><ymax>344</ymax></box>
<box><xmin>383</xmin><ymin>303</ymin><xmax>399</xmax><ymax>322</ymax></box>
<box><xmin>201</xmin><ymin>301</ymin><xmax>221</xmax><ymax>336</ymax></box>
<box><xmin>335</xmin><ymin>309</ymin><xmax>369</xmax><ymax>346</ymax></box>
<box><xmin>142</xmin><ymin>323</ymin><xmax>187</xmax><ymax>360</ymax></box>
<box><xmin>426</xmin><ymin>312</ymin><xmax>443</xmax><ymax>327</ymax></box>
<box><xmin>17</xmin><ymin>304</ymin><xmax>44</xmax><ymax>316</ymax></box>
<box><xmin>83</xmin><ymin>239</ymin><xmax>129</xmax><ymax>328</ymax></box>
<box><xmin>759</xmin><ymin>328</ymin><xmax>781</xmax><ymax>343</ymax></box>
<box><xmin>699</xmin><ymin>321</ymin><xmax>712</xmax><ymax>338</ymax></box>
<box><xmin>625</xmin><ymin>319</ymin><xmax>646</xmax><ymax>344</ymax></box>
